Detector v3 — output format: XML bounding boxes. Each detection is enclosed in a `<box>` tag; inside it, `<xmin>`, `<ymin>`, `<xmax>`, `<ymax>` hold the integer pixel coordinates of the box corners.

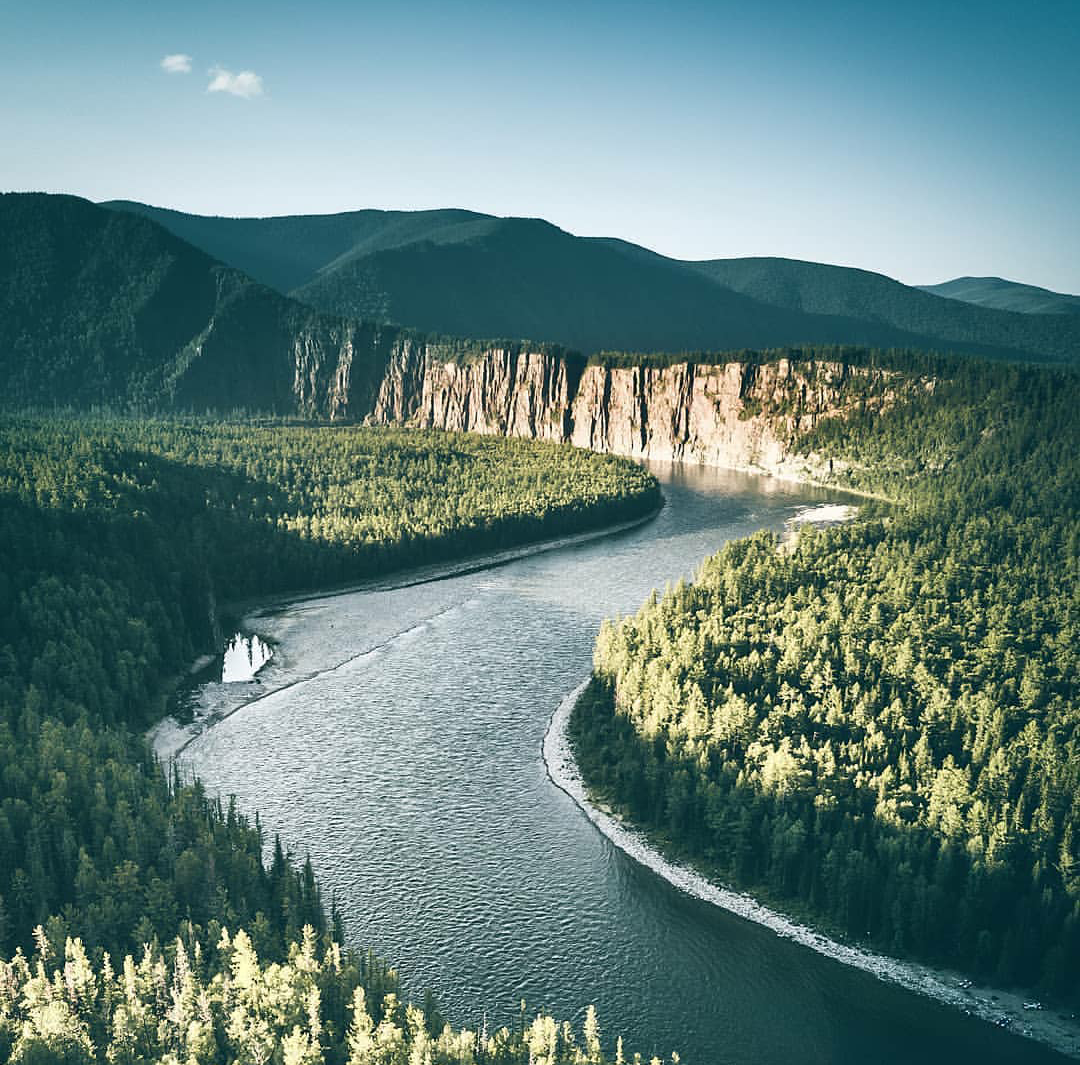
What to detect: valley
<box><xmin>0</xmin><ymin>188</ymin><xmax>1077</xmax><ymax>1064</ymax></box>
<box><xmin>167</xmin><ymin>462</ymin><xmax>1072</xmax><ymax>1063</ymax></box>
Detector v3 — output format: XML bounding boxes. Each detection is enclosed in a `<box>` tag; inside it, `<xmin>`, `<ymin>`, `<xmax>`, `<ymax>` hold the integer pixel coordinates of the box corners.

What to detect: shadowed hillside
<box><xmin>0</xmin><ymin>193</ymin><xmax>396</xmax><ymax>412</ymax></box>
<box><xmin>103</xmin><ymin>199</ymin><xmax>494</xmax><ymax>293</ymax></box>
<box><xmin>692</xmin><ymin>256</ymin><xmax>1080</xmax><ymax>363</ymax></box>
<box><xmin>104</xmin><ymin>200</ymin><xmax>1080</xmax><ymax>363</ymax></box>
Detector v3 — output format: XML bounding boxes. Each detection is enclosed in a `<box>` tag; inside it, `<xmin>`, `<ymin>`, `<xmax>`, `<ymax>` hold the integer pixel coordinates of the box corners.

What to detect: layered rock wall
<box><xmin>364</xmin><ymin>342</ymin><xmax>904</xmax><ymax>481</ymax></box>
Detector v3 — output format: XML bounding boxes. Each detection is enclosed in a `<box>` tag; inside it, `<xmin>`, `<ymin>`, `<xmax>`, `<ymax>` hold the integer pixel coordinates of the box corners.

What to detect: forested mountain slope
<box><xmin>6</xmin><ymin>193</ymin><xmax>1076</xmax><ymax>435</ymax></box>
<box><xmin>105</xmin><ymin>199</ymin><xmax>1078</xmax><ymax>363</ymax></box>
<box><xmin>102</xmin><ymin>200</ymin><xmax>493</xmax><ymax>294</ymax></box>
<box><xmin>692</xmin><ymin>257</ymin><xmax>1080</xmax><ymax>363</ymax></box>
<box><xmin>918</xmin><ymin>276</ymin><xmax>1080</xmax><ymax>316</ymax></box>
<box><xmin>0</xmin><ymin>416</ymin><xmax>661</xmax><ymax>1063</ymax></box>
<box><xmin>0</xmin><ymin>195</ymin><xmax>1019</xmax><ymax>453</ymax></box>
<box><xmin>288</xmin><ymin>218</ymin><xmax>973</xmax><ymax>357</ymax></box>
<box><xmin>573</xmin><ymin>356</ymin><xmax>1080</xmax><ymax>1002</ymax></box>
<box><xmin>0</xmin><ymin>193</ymin><xmax>399</xmax><ymax>413</ymax></box>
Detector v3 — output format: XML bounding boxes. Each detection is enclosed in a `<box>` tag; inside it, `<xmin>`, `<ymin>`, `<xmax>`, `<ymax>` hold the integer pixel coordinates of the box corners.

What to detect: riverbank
<box><xmin>153</xmin><ymin>489</ymin><xmax>861</xmax><ymax>765</ymax></box>
<box><xmin>150</xmin><ymin>502</ymin><xmax>662</xmax><ymax>763</ymax></box>
<box><xmin>543</xmin><ymin>681</ymin><xmax>1080</xmax><ymax>1061</ymax></box>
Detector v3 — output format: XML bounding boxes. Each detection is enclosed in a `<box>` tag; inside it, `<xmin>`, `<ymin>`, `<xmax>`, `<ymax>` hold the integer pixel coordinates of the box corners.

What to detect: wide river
<box><xmin>171</xmin><ymin>462</ymin><xmax>1066</xmax><ymax>1064</ymax></box>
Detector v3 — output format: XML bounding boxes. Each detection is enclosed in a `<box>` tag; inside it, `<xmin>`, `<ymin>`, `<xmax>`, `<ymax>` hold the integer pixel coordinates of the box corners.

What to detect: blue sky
<box><xmin>2</xmin><ymin>0</ymin><xmax>1078</xmax><ymax>291</ymax></box>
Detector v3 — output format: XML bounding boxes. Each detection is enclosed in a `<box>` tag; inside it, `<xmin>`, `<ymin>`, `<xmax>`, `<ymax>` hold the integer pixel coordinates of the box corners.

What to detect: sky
<box><xmin>2</xmin><ymin>0</ymin><xmax>1078</xmax><ymax>292</ymax></box>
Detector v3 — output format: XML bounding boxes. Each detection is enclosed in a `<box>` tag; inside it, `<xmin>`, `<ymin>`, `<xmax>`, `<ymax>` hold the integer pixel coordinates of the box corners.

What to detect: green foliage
<box><xmin>574</xmin><ymin>357</ymin><xmax>1080</xmax><ymax>999</ymax></box>
<box><xmin>0</xmin><ymin>415</ymin><xmax>659</xmax><ymax>1053</ymax></box>
<box><xmin>0</xmin><ymin>925</ymin><xmax>664</xmax><ymax>1064</ymax></box>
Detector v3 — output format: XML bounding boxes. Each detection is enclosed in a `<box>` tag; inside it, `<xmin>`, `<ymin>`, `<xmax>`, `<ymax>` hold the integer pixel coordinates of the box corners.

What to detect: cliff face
<box><xmin>0</xmin><ymin>194</ymin><xmax>919</xmax><ymax>447</ymax></box>
<box><xmin>371</xmin><ymin>344</ymin><xmax>576</xmax><ymax>442</ymax></box>
<box><xmin>175</xmin><ymin>324</ymin><xmax>905</xmax><ymax>481</ymax></box>
<box><xmin>569</xmin><ymin>358</ymin><xmax>879</xmax><ymax>475</ymax></box>
<box><xmin>367</xmin><ymin>343</ymin><xmax>905</xmax><ymax>481</ymax></box>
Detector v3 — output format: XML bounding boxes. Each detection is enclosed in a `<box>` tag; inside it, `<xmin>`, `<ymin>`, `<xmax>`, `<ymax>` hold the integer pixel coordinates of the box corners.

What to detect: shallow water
<box><xmin>174</xmin><ymin>463</ymin><xmax>1067</xmax><ymax>1064</ymax></box>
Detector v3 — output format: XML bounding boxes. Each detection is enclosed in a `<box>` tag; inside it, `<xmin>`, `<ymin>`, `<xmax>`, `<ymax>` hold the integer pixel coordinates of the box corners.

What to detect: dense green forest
<box><xmin>0</xmin><ymin>193</ymin><xmax>350</xmax><ymax>411</ymax></box>
<box><xmin>572</xmin><ymin>356</ymin><xmax>1080</xmax><ymax>1000</ymax></box>
<box><xmin>0</xmin><ymin>415</ymin><xmax>661</xmax><ymax>1062</ymax></box>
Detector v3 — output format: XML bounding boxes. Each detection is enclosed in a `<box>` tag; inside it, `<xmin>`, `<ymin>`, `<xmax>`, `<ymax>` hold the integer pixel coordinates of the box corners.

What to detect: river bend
<box><xmin>166</xmin><ymin>463</ymin><xmax>1066</xmax><ymax>1064</ymax></box>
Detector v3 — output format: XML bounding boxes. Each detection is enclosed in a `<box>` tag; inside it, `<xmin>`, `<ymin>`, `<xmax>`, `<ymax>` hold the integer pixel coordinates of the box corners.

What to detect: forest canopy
<box><xmin>573</xmin><ymin>357</ymin><xmax>1080</xmax><ymax>1001</ymax></box>
<box><xmin>0</xmin><ymin>415</ymin><xmax>661</xmax><ymax>1063</ymax></box>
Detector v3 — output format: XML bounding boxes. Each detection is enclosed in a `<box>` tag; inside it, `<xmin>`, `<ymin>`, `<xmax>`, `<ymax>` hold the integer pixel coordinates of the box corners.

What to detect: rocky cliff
<box><xmin>371</xmin><ymin>343</ymin><xmax>578</xmax><ymax>443</ymax></box>
<box><xmin>0</xmin><ymin>193</ymin><xmax>929</xmax><ymax>456</ymax></box>
<box><xmin>367</xmin><ymin>342</ymin><xmax>910</xmax><ymax>482</ymax></box>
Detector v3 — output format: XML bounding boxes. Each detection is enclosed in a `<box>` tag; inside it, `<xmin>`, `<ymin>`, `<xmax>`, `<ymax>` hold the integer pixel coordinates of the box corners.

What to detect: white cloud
<box><xmin>161</xmin><ymin>53</ymin><xmax>192</xmax><ymax>74</ymax></box>
<box><xmin>207</xmin><ymin>66</ymin><xmax>264</xmax><ymax>99</ymax></box>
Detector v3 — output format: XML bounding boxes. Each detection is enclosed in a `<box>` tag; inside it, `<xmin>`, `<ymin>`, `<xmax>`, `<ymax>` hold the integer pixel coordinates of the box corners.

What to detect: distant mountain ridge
<box><xmin>102</xmin><ymin>200</ymin><xmax>495</xmax><ymax>294</ymax></box>
<box><xmin>104</xmin><ymin>200</ymin><xmax>1080</xmax><ymax>364</ymax></box>
<box><xmin>917</xmin><ymin>276</ymin><xmax>1080</xmax><ymax>316</ymax></box>
<box><xmin>690</xmin><ymin>257</ymin><xmax>1080</xmax><ymax>363</ymax></box>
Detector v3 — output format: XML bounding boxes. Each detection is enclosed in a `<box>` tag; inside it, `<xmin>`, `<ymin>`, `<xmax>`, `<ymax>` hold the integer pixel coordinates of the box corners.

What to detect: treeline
<box><xmin>572</xmin><ymin>356</ymin><xmax>1080</xmax><ymax>999</ymax></box>
<box><xmin>586</xmin><ymin>344</ymin><xmax>1004</xmax><ymax>377</ymax></box>
<box><xmin>0</xmin><ymin>415</ymin><xmax>662</xmax><ymax>1062</ymax></box>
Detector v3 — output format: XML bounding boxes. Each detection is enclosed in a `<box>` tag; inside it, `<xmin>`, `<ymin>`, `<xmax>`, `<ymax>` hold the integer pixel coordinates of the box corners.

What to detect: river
<box><xmin>163</xmin><ymin>462</ymin><xmax>1069</xmax><ymax>1064</ymax></box>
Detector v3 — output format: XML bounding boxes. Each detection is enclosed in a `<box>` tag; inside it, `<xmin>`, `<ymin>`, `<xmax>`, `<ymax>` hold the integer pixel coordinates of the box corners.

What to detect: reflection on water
<box><xmin>175</xmin><ymin>463</ymin><xmax>1065</xmax><ymax>1065</ymax></box>
<box><xmin>222</xmin><ymin>633</ymin><xmax>273</xmax><ymax>682</ymax></box>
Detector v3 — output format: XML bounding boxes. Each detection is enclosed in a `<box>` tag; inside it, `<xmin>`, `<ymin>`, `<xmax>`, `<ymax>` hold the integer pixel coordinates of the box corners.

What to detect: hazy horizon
<box><xmin>3</xmin><ymin>0</ymin><xmax>1077</xmax><ymax>292</ymax></box>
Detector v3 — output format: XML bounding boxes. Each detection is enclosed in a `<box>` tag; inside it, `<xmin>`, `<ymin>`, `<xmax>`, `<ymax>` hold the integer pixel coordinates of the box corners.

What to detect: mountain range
<box><xmin>1</xmin><ymin>192</ymin><xmax>1077</xmax><ymax>417</ymax></box>
<box><xmin>104</xmin><ymin>199</ymin><xmax>1080</xmax><ymax>365</ymax></box>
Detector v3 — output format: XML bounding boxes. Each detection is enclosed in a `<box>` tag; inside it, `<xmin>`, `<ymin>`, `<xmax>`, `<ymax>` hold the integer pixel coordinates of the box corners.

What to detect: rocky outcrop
<box><xmin>570</xmin><ymin>358</ymin><xmax>878</xmax><ymax>477</ymax></box>
<box><xmin>178</xmin><ymin>319</ymin><xmax>908</xmax><ymax>479</ymax></box>
<box><xmin>372</xmin><ymin>344</ymin><xmax>577</xmax><ymax>442</ymax></box>
<box><xmin>365</xmin><ymin>342</ymin><xmax>910</xmax><ymax>481</ymax></box>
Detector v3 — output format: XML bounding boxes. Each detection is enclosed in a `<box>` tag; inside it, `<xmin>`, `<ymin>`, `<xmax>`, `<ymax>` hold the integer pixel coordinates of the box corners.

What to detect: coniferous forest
<box><xmin>573</xmin><ymin>356</ymin><xmax>1080</xmax><ymax>1001</ymax></box>
<box><xmin>0</xmin><ymin>415</ymin><xmax>662</xmax><ymax>1063</ymax></box>
<box><xmin>2</xmin><ymin>350</ymin><xmax>1079</xmax><ymax>1060</ymax></box>
<box><xmin>6</xmin><ymin>2</ymin><xmax>1079</xmax><ymax>1058</ymax></box>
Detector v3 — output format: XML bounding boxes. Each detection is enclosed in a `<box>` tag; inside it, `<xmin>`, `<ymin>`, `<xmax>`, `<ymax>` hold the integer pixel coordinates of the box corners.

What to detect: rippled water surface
<box><xmin>175</xmin><ymin>464</ymin><xmax>1065</xmax><ymax>1064</ymax></box>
